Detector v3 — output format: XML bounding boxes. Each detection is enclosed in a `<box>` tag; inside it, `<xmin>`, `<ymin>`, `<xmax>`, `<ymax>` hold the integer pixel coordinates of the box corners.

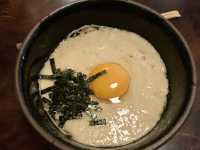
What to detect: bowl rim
<box><xmin>15</xmin><ymin>0</ymin><xmax>197</xmax><ymax>149</ymax></box>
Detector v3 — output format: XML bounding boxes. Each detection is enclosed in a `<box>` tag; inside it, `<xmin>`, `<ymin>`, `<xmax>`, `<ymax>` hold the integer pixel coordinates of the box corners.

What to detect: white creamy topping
<box><xmin>39</xmin><ymin>25</ymin><xmax>168</xmax><ymax>146</ymax></box>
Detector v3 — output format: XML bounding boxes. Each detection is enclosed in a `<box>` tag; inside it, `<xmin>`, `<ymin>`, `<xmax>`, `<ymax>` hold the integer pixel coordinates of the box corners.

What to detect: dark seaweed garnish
<box><xmin>41</xmin><ymin>97</ymin><xmax>52</xmax><ymax>105</ymax></box>
<box><xmin>50</xmin><ymin>58</ymin><xmax>57</xmax><ymax>74</ymax></box>
<box><xmin>40</xmin><ymin>86</ymin><xmax>55</xmax><ymax>94</ymax></box>
<box><xmin>38</xmin><ymin>74</ymin><xmax>62</xmax><ymax>80</ymax></box>
<box><xmin>39</xmin><ymin>58</ymin><xmax>107</xmax><ymax>128</ymax></box>
<box><xmin>89</xmin><ymin>119</ymin><xmax>106</xmax><ymax>126</ymax></box>
<box><xmin>87</xmin><ymin>70</ymin><xmax>106</xmax><ymax>83</ymax></box>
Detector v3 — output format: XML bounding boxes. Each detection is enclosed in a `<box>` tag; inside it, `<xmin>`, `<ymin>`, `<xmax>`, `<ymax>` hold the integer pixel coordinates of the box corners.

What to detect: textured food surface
<box><xmin>39</xmin><ymin>25</ymin><xmax>168</xmax><ymax>146</ymax></box>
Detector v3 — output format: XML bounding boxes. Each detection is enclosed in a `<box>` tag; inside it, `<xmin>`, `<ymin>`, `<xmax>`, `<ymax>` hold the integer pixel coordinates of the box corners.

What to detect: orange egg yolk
<box><xmin>89</xmin><ymin>63</ymin><xmax>130</xmax><ymax>101</ymax></box>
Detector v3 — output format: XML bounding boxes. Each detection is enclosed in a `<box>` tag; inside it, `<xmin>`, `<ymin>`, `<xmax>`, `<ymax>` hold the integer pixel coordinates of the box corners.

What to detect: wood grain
<box><xmin>0</xmin><ymin>0</ymin><xmax>199</xmax><ymax>149</ymax></box>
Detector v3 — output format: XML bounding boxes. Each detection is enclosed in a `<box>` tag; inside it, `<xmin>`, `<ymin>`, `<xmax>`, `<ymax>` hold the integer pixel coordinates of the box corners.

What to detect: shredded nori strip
<box><xmin>31</xmin><ymin>74</ymin><xmax>61</xmax><ymax>80</ymax></box>
<box><xmin>39</xmin><ymin>58</ymin><xmax>107</xmax><ymax>127</ymax></box>
<box><xmin>31</xmin><ymin>74</ymin><xmax>40</xmax><ymax>81</ymax></box>
<box><xmin>38</xmin><ymin>74</ymin><xmax>61</xmax><ymax>80</ymax></box>
<box><xmin>50</xmin><ymin>58</ymin><xmax>57</xmax><ymax>74</ymax></box>
<box><xmin>41</xmin><ymin>97</ymin><xmax>52</xmax><ymax>104</ymax></box>
<box><xmin>89</xmin><ymin>119</ymin><xmax>106</xmax><ymax>126</ymax></box>
<box><xmin>41</xmin><ymin>86</ymin><xmax>55</xmax><ymax>94</ymax></box>
<box><xmin>87</xmin><ymin>70</ymin><xmax>106</xmax><ymax>82</ymax></box>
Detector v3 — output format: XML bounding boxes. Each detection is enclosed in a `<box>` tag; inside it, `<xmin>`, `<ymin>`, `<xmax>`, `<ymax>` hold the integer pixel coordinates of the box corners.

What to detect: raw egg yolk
<box><xmin>89</xmin><ymin>63</ymin><xmax>130</xmax><ymax>101</ymax></box>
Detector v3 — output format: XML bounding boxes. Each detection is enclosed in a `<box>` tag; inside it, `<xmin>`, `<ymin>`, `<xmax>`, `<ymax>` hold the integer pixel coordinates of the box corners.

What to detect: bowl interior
<box><xmin>17</xmin><ymin>0</ymin><xmax>194</xmax><ymax>149</ymax></box>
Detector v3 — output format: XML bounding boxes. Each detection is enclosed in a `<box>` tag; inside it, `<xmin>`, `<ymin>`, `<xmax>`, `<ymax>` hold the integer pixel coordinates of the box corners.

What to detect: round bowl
<box><xmin>15</xmin><ymin>0</ymin><xmax>197</xmax><ymax>149</ymax></box>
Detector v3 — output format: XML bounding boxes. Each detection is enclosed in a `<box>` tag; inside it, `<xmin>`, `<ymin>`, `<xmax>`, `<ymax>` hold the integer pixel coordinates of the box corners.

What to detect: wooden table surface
<box><xmin>0</xmin><ymin>0</ymin><xmax>199</xmax><ymax>149</ymax></box>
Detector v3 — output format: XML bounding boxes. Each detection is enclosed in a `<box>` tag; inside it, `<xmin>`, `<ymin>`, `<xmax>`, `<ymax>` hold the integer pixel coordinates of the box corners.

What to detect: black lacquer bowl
<box><xmin>15</xmin><ymin>0</ymin><xmax>197</xmax><ymax>149</ymax></box>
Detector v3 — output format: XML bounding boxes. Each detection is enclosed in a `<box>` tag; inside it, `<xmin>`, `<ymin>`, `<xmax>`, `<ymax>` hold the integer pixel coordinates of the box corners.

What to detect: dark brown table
<box><xmin>0</xmin><ymin>0</ymin><xmax>199</xmax><ymax>149</ymax></box>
